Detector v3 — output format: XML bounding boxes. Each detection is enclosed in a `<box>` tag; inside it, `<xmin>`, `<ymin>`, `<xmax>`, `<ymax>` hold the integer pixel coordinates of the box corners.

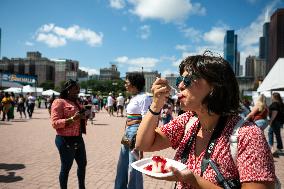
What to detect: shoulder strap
<box><xmin>229</xmin><ymin>118</ymin><xmax>245</xmax><ymax>165</ymax></box>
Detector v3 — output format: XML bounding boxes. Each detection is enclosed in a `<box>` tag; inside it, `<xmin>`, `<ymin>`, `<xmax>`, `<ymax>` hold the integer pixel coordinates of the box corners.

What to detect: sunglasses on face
<box><xmin>175</xmin><ymin>74</ymin><xmax>199</xmax><ymax>88</ymax></box>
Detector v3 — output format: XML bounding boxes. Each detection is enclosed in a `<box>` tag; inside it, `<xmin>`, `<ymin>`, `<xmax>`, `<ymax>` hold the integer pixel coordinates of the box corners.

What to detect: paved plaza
<box><xmin>0</xmin><ymin>108</ymin><xmax>283</xmax><ymax>189</ymax></box>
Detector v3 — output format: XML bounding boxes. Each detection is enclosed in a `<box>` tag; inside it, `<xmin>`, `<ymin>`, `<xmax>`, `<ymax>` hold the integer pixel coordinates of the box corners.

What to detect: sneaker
<box><xmin>272</xmin><ymin>149</ymin><xmax>280</xmax><ymax>158</ymax></box>
<box><xmin>273</xmin><ymin>152</ymin><xmax>279</xmax><ymax>158</ymax></box>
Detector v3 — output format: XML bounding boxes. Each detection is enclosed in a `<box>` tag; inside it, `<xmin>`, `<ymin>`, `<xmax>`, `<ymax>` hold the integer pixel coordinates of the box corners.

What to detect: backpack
<box><xmin>230</xmin><ymin>118</ymin><xmax>281</xmax><ymax>189</ymax></box>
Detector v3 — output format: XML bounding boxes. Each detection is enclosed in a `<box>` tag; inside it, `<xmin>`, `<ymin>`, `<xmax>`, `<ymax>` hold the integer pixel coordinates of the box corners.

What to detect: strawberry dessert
<box><xmin>144</xmin><ymin>156</ymin><xmax>170</xmax><ymax>173</ymax></box>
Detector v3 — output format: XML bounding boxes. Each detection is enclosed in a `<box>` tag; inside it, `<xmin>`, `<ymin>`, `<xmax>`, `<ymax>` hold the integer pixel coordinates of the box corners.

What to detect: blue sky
<box><xmin>0</xmin><ymin>0</ymin><xmax>283</xmax><ymax>77</ymax></box>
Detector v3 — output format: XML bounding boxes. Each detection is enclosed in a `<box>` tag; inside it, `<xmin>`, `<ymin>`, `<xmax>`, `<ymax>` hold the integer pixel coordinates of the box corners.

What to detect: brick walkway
<box><xmin>0</xmin><ymin>108</ymin><xmax>283</xmax><ymax>189</ymax></box>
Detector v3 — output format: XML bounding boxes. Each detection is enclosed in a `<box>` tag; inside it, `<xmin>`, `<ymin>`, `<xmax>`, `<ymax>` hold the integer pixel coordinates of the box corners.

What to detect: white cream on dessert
<box><xmin>144</xmin><ymin>156</ymin><xmax>169</xmax><ymax>173</ymax></box>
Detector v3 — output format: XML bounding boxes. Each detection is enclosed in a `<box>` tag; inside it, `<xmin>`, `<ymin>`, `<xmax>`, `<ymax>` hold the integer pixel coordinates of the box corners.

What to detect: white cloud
<box><xmin>175</xmin><ymin>44</ymin><xmax>190</xmax><ymax>51</ymax></box>
<box><xmin>160</xmin><ymin>55</ymin><xmax>176</xmax><ymax>62</ymax></box>
<box><xmin>36</xmin><ymin>33</ymin><xmax>66</xmax><ymax>47</ymax></box>
<box><xmin>128</xmin><ymin>0</ymin><xmax>206</xmax><ymax>23</ymax></box>
<box><xmin>138</xmin><ymin>25</ymin><xmax>151</xmax><ymax>39</ymax></box>
<box><xmin>203</xmin><ymin>26</ymin><xmax>228</xmax><ymax>45</ymax></box>
<box><xmin>172</xmin><ymin>51</ymin><xmax>196</xmax><ymax>67</ymax></box>
<box><xmin>35</xmin><ymin>23</ymin><xmax>103</xmax><ymax>48</ymax></box>
<box><xmin>79</xmin><ymin>67</ymin><xmax>99</xmax><ymax>75</ymax></box>
<box><xmin>180</xmin><ymin>27</ymin><xmax>202</xmax><ymax>42</ymax></box>
<box><xmin>246</xmin><ymin>0</ymin><xmax>259</xmax><ymax>4</ymax></box>
<box><xmin>240</xmin><ymin>46</ymin><xmax>259</xmax><ymax>67</ymax></box>
<box><xmin>235</xmin><ymin>0</ymin><xmax>279</xmax><ymax>67</ymax></box>
<box><xmin>162</xmin><ymin>69</ymin><xmax>179</xmax><ymax>77</ymax></box>
<box><xmin>39</xmin><ymin>23</ymin><xmax>55</xmax><ymax>32</ymax></box>
<box><xmin>109</xmin><ymin>0</ymin><xmax>126</xmax><ymax>9</ymax></box>
<box><xmin>237</xmin><ymin>0</ymin><xmax>278</xmax><ymax>49</ymax></box>
<box><xmin>25</xmin><ymin>41</ymin><xmax>34</xmax><ymax>46</ymax></box>
<box><xmin>127</xmin><ymin>66</ymin><xmax>149</xmax><ymax>72</ymax></box>
<box><xmin>114</xmin><ymin>56</ymin><xmax>159</xmax><ymax>72</ymax></box>
<box><xmin>115</xmin><ymin>56</ymin><xmax>128</xmax><ymax>63</ymax></box>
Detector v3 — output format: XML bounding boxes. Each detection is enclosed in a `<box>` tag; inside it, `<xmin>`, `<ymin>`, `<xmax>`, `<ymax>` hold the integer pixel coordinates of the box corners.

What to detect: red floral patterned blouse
<box><xmin>159</xmin><ymin>111</ymin><xmax>276</xmax><ymax>189</ymax></box>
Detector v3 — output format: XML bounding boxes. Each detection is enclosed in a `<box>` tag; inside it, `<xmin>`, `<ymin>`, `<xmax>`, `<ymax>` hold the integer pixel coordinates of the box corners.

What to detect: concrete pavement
<box><xmin>0</xmin><ymin>108</ymin><xmax>283</xmax><ymax>189</ymax></box>
<box><xmin>0</xmin><ymin>108</ymin><xmax>175</xmax><ymax>189</ymax></box>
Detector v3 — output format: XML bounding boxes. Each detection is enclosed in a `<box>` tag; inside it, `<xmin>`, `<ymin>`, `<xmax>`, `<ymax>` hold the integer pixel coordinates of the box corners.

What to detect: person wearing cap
<box><xmin>51</xmin><ymin>79</ymin><xmax>88</xmax><ymax>189</ymax></box>
<box><xmin>107</xmin><ymin>92</ymin><xmax>115</xmax><ymax>116</ymax></box>
<box><xmin>116</xmin><ymin>93</ymin><xmax>125</xmax><ymax>117</ymax></box>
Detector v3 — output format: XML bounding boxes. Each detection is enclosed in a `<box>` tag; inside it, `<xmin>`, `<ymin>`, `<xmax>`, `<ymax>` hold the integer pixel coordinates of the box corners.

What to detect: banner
<box><xmin>2</xmin><ymin>73</ymin><xmax>37</xmax><ymax>85</ymax></box>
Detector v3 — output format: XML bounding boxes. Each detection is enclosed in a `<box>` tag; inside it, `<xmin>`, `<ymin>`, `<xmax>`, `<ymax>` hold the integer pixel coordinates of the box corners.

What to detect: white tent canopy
<box><xmin>78</xmin><ymin>93</ymin><xmax>86</xmax><ymax>97</ymax></box>
<box><xmin>42</xmin><ymin>89</ymin><xmax>60</xmax><ymax>96</ymax></box>
<box><xmin>3</xmin><ymin>87</ymin><xmax>22</xmax><ymax>93</ymax></box>
<box><xmin>22</xmin><ymin>85</ymin><xmax>43</xmax><ymax>93</ymax></box>
<box><xmin>3</xmin><ymin>85</ymin><xmax>43</xmax><ymax>95</ymax></box>
<box><xmin>257</xmin><ymin>58</ymin><xmax>284</xmax><ymax>92</ymax></box>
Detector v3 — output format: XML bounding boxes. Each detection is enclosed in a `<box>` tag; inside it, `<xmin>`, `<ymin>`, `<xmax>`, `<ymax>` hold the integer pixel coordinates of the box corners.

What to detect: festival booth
<box><xmin>257</xmin><ymin>58</ymin><xmax>284</xmax><ymax>92</ymax></box>
<box><xmin>22</xmin><ymin>85</ymin><xmax>43</xmax><ymax>96</ymax></box>
<box><xmin>256</xmin><ymin>58</ymin><xmax>284</xmax><ymax>104</ymax></box>
<box><xmin>3</xmin><ymin>87</ymin><xmax>22</xmax><ymax>94</ymax></box>
<box><xmin>3</xmin><ymin>85</ymin><xmax>43</xmax><ymax>96</ymax></box>
<box><xmin>42</xmin><ymin>89</ymin><xmax>60</xmax><ymax>96</ymax></box>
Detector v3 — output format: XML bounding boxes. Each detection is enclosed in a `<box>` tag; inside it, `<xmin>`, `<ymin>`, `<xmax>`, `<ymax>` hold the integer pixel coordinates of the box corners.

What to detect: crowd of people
<box><xmin>0</xmin><ymin>92</ymin><xmax>47</xmax><ymax>121</ymax></box>
<box><xmin>1</xmin><ymin>51</ymin><xmax>284</xmax><ymax>189</ymax></box>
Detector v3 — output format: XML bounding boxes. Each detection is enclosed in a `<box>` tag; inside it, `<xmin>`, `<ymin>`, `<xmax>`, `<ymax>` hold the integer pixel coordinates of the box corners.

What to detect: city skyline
<box><xmin>0</xmin><ymin>0</ymin><xmax>284</xmax><ymax>77</ymax></box>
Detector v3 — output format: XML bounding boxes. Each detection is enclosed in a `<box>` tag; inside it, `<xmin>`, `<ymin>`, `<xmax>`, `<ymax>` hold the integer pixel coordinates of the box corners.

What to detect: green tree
<box><xmin>79</xmin><ymin>79</ymin><xmax>126</xmax><ymax>96</ymax></box>
<box><xmin>54</xmin><ymin>81</ymin><xmax>66</xmax><ymax>92</ymax></box>
<box><xmin>39</xmin><ymin>81</ymin><xmax>54</xmax><ymax>90</ymax></box>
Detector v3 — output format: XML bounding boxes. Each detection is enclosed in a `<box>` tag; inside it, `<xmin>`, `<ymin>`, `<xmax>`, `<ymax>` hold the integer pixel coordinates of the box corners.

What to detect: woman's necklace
<box><xmin>201</xmin><ymin>126</ymin><xmax>215</xmax><ymax>133</ymax></box>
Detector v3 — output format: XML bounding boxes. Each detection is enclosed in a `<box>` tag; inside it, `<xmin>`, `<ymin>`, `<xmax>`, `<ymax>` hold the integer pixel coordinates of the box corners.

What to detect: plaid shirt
<box><xmin>51</xmin><ymin>98</ymin><xmax>86</xmax><ymax>136</ymax></box>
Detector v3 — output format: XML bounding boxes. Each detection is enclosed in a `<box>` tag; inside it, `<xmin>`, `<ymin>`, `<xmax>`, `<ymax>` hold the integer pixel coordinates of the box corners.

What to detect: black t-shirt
<box><xmin>269</xmin><ymin>102</ymin><xmax>284</xmax><ymax>123</ymax></box>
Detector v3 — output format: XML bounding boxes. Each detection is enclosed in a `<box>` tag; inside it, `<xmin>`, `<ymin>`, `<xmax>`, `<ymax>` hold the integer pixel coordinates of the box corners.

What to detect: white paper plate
<box><xmin>131</xmin><ymin>157</ymin><xmax>187</xmax><ymax>178</ymax></box>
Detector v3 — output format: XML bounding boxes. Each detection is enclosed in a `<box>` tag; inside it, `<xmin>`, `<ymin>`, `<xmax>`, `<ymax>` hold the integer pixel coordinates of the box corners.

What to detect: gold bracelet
<box><xmin>67</xmin><ymin>117</ymin><xmax>74</xmax><ymax>123</ymax></box>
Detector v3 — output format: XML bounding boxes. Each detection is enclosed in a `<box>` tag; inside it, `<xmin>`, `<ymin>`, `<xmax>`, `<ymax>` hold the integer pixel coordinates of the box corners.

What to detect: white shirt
<box><xmin>126</xmin><ymin>92</ymin><xmax>152</xmax><ymax>116</ymax></box>
<box><xmin>28</xmin><ymin>95</ymin><xmax>36</xmax><ymax>104</ymax></box>
<box><xmin>116</xmin><ymin>96</ymin><xmax>125</xmax><ymax>106</ymax></box>
<box><xmin>107</xmin><ymin>95</ymin><xmax>114</xmax><ymax>106</ymax></box>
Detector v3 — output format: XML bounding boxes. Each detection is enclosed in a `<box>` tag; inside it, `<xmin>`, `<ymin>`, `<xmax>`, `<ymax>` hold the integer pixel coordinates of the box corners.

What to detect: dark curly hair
<box><xmin>59</xmin><ymin>79</ymin><xmax>79</xmax><ymax>99</ymax></box>
<box><xmin>126</xmin><ymin>72</ymin><xmax>145</xmax><ymax>92</ymax></box>
<box><xmin>179</xmin><ymin>50</ymin><xmax>240</xmax><ymax>115</ymax></box>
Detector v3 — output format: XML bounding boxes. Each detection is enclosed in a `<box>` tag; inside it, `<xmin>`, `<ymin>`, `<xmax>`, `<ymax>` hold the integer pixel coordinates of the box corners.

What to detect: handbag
<box><xmin>120</xmin><ymin>134</ymin><xmax>136</xmax><ymax>149</ymax></box>
<box><xmin>62</xmin><ymin>136</ymin><xmax>82</xmax><ymax>150</ymax></box>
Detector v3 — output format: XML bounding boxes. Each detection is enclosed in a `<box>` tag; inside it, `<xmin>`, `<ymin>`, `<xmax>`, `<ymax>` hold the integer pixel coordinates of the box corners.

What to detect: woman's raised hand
<box><xmin>151</xmin><ymin>77</ymin><xmax>171</xmax><ymax>108</ymax></box>
<box><xmin>73</xmin><ymin>111</ymin><xmax>82</xmax><ymax>120</ymax></box>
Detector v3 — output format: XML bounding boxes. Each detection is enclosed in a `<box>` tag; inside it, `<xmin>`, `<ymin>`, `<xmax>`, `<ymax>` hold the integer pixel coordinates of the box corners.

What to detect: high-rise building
<box><xmin>267</xmin><ymin>8</ymin><xmax>284</xmax><ymax>74</ymax></box>
<box><xmin>259</xmin><ymin>36</ymin><xmax>265</xmax><ymax>59</ymax></box>
<box><xmin>125</xmin><ymin>71</ymin><xmax>160</xmax><ymax>93</ymax></box>
<box><xmin>51</xmin><ymin>59</ymin><xmax>78</xmax><ymax>87</ymax></box>
<box><xmin>259</xmin><ymin>22</ymin><xmax>270</xmax><ymax>60</ymax></box>
<box><xmin>245</xmin><ymin>56</ymin><xmax>255</xmax><ymax>77</ymax></box>
<box><xmin>245</xmin><ymin>55</ymin><xmax>266</xmax><ymax>80</ymax></box>
<box><xmin>0</xmin><ymin>51</ymin><xmax>78</xmax><ymax>87</ymax></box>
<box><xmin>143</xmin><ymin>71</ymin><xmax>160</xmax><ymax>93</ymax></box>
<box><xmin>165</xmin><ymin>73</ymin><xmax>179</xmax><ymax>90</ymax></box>
<box><xmin>99</xmin><ymin>63</ymin><xmax>120</xmax><ymax>80</ymax></box>
<box><xmin>224</xmin><ymin>30</ymin><xmax>239</xmax><ymax>75</ymax></box>
<box><xmin>0</xmin><ymin>52</ymin><xmax>54</xmax><ymax>85</ymax></box>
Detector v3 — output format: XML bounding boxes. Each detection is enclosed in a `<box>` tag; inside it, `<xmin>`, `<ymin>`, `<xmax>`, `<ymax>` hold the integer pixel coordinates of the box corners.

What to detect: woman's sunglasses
<box><xmin>175</xmin><ymin>74</ymin><xmax>199</xmax><ymax>88</ymax></box>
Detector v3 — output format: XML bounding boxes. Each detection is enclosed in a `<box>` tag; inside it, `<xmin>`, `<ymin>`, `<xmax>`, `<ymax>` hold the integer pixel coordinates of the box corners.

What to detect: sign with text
<box><xmin>2</xmin><ymin>73</ymin><xmax>37</xmax><ymax>85</ymax></box>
